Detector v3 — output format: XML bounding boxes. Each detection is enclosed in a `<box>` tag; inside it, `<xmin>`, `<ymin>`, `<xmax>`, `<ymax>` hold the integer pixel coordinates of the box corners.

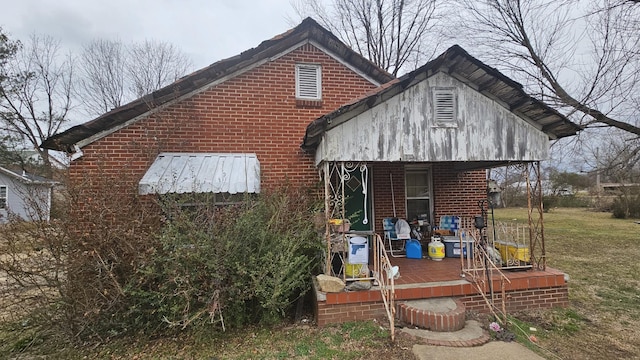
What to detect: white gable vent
<box><xmin>296</xmin><ymin>64</ymin><xmax>322</xmax><ymax>100</ymax></box>
<box><xmin>433</xmin><ymin>89</ymin><xmax>456</xmax><ymax>125</ymax></box>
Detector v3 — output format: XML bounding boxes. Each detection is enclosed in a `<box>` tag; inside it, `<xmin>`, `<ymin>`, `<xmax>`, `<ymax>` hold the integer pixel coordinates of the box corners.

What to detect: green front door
<box><xmin>343</xmin><ymin>166</ymin><xmax>372</xmax><ymax>231</ymax></box>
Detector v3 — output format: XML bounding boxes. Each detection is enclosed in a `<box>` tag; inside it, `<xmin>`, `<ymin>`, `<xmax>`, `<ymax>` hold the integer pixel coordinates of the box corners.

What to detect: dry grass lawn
<box><xmin>1</xmin><ymin>208</ymin><xmax>639</xmax><ymax>359</ymax></box>
<box><xmin>494</xmin><ymin>207</ymin><xmax>640</xmax><ymax>359</ymax></box>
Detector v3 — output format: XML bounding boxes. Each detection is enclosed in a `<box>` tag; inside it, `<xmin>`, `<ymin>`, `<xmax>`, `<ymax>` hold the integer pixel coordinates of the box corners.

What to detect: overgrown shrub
<box><xmin>1</xmin><ymin>174</ymin><xmax>323</xmax><ymax>343</ymax></box>
<box><xmin>59</xmin><ymin>171</ymin><xmax>161</xmax><ymax>339</ymax></box>
<box><xmin>611</xmin><ymin>192</ymin><xmax>640</xmax><ymax>219</ymax></box>
<box><xmin>123</xmin><ymin>187</ymin><xmax>322</xmax><ymax>333</ymax></box>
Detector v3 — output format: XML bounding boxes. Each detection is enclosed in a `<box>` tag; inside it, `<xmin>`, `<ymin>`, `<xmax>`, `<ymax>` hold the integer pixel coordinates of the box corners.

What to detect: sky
<box><xmin>0</xmin><ymin>1</ymin><xmax>620</xmax><ymax>172</ymax></box>
<box><xmin>0</xmin><ymin>0</ymin><xmax>298</xmax><ymax>70</ymax></box>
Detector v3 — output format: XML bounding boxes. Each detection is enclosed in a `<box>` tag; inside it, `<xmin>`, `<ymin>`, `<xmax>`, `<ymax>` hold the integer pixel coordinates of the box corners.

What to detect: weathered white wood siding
<box><xmin>315</xmin><ymin>72</ymin><xmax>549</xmax><ymax>164</ymax></box>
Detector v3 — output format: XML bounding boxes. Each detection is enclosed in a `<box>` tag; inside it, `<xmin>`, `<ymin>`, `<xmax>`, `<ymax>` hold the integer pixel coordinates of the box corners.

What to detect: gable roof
<box><xmin>41</xmin><ymin>18</ymin><xmax>394</xmax><ymax>153</ymax></box>
<box><xmin>0</xmin><ymin>166</ymin><xmax>57</xmax><ymax>186</ymax></box>
<box><xmin>301</xmin><ymin>45</ymin><xmax>582</xmax><ymax>151</ymax></box>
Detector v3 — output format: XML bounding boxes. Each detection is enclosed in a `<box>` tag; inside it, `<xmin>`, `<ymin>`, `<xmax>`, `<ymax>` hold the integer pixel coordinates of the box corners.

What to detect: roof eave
<box><xmin>41</xmin><ymin>17</ymin><xmax>393</xmax><ymax>153</ymax></box>
<box><xmin>301</xmin><ymin>45</ymin><xmax>582</xmax><ymax>151</ymax></box>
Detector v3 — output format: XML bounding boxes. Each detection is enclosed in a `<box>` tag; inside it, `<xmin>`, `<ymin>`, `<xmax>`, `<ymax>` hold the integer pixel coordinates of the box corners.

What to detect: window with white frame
<box><xmin>433</xmin><ymin>88</ymin><xmax>457</xmax><ymax>127</ymax></box>
<box><xmin>405</xmin><ymin>167</ymin><xmax>432</xmax><ymax>224</ymax></box>
<box><xmin>0</xmin><ymin>185</ymin><xmax>7</xmax><ymax>210</ymax></box>
<box><xmin>295</xmin><ymin>63</ymin><xmax>322</xmax><ymax>100</ymax></box>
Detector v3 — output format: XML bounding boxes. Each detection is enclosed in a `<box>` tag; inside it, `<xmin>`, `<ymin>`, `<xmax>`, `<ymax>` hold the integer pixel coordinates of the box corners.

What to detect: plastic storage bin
<box><xmin>442</xmin><ymin>236</ymin><xmax>474</xmax><ymax>258</ymax></box>
<box><xmin>495</xmin><ymin>240</ymin><xmax>530</xmax><ymax>263</ymax></box>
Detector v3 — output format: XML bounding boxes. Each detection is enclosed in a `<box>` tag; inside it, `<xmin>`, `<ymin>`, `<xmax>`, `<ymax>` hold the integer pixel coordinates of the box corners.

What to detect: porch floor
<box><xmin>322</xmin><ymin>256</ymin><xmax>567</xmax><ymax>305</ymax></box>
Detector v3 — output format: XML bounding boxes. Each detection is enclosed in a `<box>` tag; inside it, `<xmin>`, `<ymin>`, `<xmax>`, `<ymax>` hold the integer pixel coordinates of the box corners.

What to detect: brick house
<box><xmin>42</xmin><ymin>19</ymin><xmax>580</xmax><ymax>332</ymax></box>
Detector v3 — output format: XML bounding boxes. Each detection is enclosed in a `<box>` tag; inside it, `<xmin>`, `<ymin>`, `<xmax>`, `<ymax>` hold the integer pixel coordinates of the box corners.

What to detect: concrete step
<box><xmin>400</xmin><ymin>320</ymin><xmax>491</xmax><ymax>347</ymax></box>
<box><xmin>397</xmin><ymin>297</ymin><xmax>466</xmax><ymax>332</ymax></box>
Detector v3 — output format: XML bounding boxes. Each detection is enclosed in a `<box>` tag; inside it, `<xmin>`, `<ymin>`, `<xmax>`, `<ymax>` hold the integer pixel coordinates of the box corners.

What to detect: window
<box><xmin>296</xmin><ymin>64</ymin><xmax>322</xmax><ymax>100</ymax></box>
<box><xmin>405</xmin><ymin>167</ymin><xmax>432</xmax><ymax>224</ymax></box>
<box><xmin>433</xmin><ymin>88</ymin><xmax>457</xmax><ymax>126</ymax></box>
<box><xmin>160</xmin><ymin>192</ymin><xmax>255</xmax><ymax>222</ymax></box>
<box><xmin>0</xmin><ymin>185</ymin><xmax>6</xmax><ymax>210</ymax></box>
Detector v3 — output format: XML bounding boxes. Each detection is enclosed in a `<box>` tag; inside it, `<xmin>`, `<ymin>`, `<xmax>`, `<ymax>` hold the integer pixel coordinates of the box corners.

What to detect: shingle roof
<box><xmin>0</xmin><ymin>166</ymin><xmax>57</xmax><ymax>185</ymax></box>
<box><xmin>41</xmin><ymin>18</ymin><xmax>394</xmax><ymax>153</ymax></box>
<box><xmin>301</xmin><ymin>45</ymin><xmax>582</xmax><ymax>151</ymax></box>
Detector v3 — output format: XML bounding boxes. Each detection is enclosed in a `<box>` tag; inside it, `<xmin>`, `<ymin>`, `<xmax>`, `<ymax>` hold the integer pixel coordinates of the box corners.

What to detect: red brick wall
<box><xmin>372</xmin><ymin>162</ymin><xmax>405</xmax><ymax>231</ymax></box>
<box><xmin>432</xmin><ymin>164</ymin><xmax>486</xmax><ymax>225</ymax></box>
<box><xmin>370</xmin><ymin>162</ymin><xmax>486</xmax><ymax>234</ymax></box>
<box><xmin>460</xmin><ymin>285</ymin><xmax>569</xmax><ymax>313</ymax></box>
<box><xmin>316</xmin><ymin>301</ymin><xmax>387</xmax><ymax>326</ymax></box>
<box><xmin>70</xmin><ymin>43</ymin><xmax>379</xmax><ymax>191</ymax></box>
<box><xmin>315</xmin><ymin>286</ymin><xmax>569</xmax><ymax>326</ymax></box>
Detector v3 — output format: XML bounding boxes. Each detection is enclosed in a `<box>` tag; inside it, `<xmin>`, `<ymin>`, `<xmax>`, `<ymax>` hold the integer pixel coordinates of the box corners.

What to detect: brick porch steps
<box><xmin>397</xmin><ymin>298</ymin><xmax>466</xmax><ymax>332</ymax></box>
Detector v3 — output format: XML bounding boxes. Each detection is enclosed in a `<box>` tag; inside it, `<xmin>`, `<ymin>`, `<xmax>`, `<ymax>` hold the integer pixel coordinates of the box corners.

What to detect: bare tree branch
<box><xmin>0</xmin><ymin>33</ymin><xmax>74</xmax><ymax>176</ymax></box>
<box><xmin>454</xmin><ymin>0</ymin><xmax>640</xmax><ymax>136</ymax></box>
<box><xmin>291</xmin><ymin>0</ymin><xmax>441</xmax><ymax>76</ymax></box>
<box><xmin>78</xmin><ymin>39</ymin><xmax>193</xmax><ymax>117</ymax></box>
<box><xmin>127</xmin><ymin>40</ymin><xmax>193</xmax><ymax>99</ymax></box>
<box><xmin>78</xmin><ymin>39</ymin><xmax>127</xmax><ymax>115</ymax></box>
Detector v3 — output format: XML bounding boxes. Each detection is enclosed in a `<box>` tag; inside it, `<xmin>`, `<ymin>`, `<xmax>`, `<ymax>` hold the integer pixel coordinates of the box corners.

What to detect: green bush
<box><xmin>124</xmin><ymin>187</ymin><xmax>323</xmax><ymax>332</ymax></box>
<box><xmin>611</xmin><ymin>193</ymin><xmax>640</xmax><ymax>219</ymax></box>
<box><xmin>543</xmin><ymin>195</ymin><xmax>590</xmax><ymax>211</ymax></box>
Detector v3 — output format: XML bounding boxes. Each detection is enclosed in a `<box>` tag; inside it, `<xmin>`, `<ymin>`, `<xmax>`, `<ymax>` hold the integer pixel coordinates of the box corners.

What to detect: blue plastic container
<box><xmin>406</xmin><ymin>239</ymin><xmax>422</xmax><ymax>259</ymax></box>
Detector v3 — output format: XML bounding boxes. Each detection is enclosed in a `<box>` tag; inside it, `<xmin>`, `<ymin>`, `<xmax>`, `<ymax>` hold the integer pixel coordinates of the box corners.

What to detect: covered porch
<box><xmin>312</xmin><ymin>160</ymin><xmax>569</xmax><ymax>328</ymax></box>
<box><xmin>303</xmin><ymin>45</ymin><xmax>581</xmax><ymax>329</ymax></box>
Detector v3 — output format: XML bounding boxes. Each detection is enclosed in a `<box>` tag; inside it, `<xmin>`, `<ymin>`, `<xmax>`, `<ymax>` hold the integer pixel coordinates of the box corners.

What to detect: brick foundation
<box><xmin>460</xmin><ymin>285</ymin><xmax>570</xmax><ymax>313</ymax></box>
<box><xmin>315</xmin><ymin>301</ymin><xmax>388</xmax><ymax>327</ymax></box>
<box><xmin>314</xmin><ymin>269</ymin><xmax>569</xmax><ymax>326</ymax></box>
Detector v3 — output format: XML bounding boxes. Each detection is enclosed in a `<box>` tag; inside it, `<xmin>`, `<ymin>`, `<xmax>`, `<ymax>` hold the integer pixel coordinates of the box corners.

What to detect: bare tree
<box><xmin>0</xmin><ymin>33</ymin><xmax>74</xmax><ymax>177</ymax></box>
<box><xmin>587</xmin><ymin>130</ymin><xmax>640</xmax><ymax>184</ymax></box>
<box><xmin>78</xmin><ymin>39</ymin><xmax>127</xmax><ymax>115</ymax></box>
<box><xmin>453</xmin><ymin>0</ymin><xmax>640</xmax><ymax>137</ymax></box>
<box><xmin>291</xmin><ymin>0</ymin><xmax>441</xmax><ymax>76</ymax></box>
<box><xmin>127</xmin><ymin>40</ymin><xmax>193</xmax><ymax>98</ymax></box>
<box><xmin>79</xmin><ymin>39</ymin><xmax>193</xmax><ymax>116</ymax></box>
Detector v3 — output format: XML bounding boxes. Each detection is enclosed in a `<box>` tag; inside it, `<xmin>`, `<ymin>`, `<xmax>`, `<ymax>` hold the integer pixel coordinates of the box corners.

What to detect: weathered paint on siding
<box><xmin>316</xmin><ymin>72</ymin><xmax>549</xmax><ymax>164</ymax></box>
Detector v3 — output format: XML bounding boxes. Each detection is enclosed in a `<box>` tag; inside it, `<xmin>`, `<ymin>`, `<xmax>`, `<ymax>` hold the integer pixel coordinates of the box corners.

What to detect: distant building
<box><xmin>600</xmin><ymin>183</ymin><xmax>640</xmax><ymax>194</ymax></box>
<box><xmin>0</xmin><ymin>166</ymin><xmax>57</xmax><ymax>223</ymax></box>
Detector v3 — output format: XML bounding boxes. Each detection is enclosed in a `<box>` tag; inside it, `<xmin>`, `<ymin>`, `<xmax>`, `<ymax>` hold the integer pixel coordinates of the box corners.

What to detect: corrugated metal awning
<box><xmin>139</xmin><ymin>153</ymin><xmax>260</xmax><ymax>195</ymax></box>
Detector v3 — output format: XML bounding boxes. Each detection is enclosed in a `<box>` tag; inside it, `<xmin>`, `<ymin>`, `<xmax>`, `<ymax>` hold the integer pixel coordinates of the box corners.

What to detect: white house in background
<box><xmin>0</xmin><ymin>167</ymin><xmax>56</xmax><ymax>223</ymax></box>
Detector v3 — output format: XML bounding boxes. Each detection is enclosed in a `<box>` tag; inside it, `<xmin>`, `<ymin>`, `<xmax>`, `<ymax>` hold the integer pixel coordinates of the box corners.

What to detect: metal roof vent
<box><xmin>433</xmin><ymin>89</ymin><xmax>456</xmax><ymax>125</ymax></box>
<box><xmin>296</xmin><ymin>64</ymin><xmax>322</xmax><ymax>100</ymax></box>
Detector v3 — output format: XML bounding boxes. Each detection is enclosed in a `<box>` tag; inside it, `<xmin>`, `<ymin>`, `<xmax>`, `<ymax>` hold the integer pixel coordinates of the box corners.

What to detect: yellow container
<box><xmin>428</xmin><ymin>237</ymin><xmax>445</xmax><ymax>261</ymax></box>
<box><xmin>495</xmin><ymin>240</ymin><xmax>530</xmax><ymax>263</ymax></box>
<box><xmin>345</xmin><ymin>263</ymin><xmax>364</xmax><ymax>278</ymax></box>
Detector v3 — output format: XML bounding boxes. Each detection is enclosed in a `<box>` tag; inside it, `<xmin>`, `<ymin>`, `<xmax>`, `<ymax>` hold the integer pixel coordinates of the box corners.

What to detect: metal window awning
<box><xmin>139</xmin><ymin>153</ymin><xmax>260</xmax><ymax>195</ymax></box>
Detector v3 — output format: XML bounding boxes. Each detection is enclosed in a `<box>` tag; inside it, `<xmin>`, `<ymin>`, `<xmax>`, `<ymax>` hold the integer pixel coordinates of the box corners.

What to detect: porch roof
<box><xmin>301</xmin><ymin>45</ymin><xmax>582</xmax><ymax>158</ymax></box>
<box><xmin>138</xmin><ymin>153</ymin><xmax>260</xmax><ymax>195</ymax></box>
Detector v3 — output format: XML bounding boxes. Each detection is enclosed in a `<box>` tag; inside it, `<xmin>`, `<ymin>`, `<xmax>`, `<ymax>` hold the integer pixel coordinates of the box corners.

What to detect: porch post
<box><xmin>323</xmin><ymin>161</ymin><xmax>331</xmax><ymax>275</ymax></box>
<box><xmin>526</xmin><ymin>161</ymin><xmax>546</xmax><ymax>270</ymax></box>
